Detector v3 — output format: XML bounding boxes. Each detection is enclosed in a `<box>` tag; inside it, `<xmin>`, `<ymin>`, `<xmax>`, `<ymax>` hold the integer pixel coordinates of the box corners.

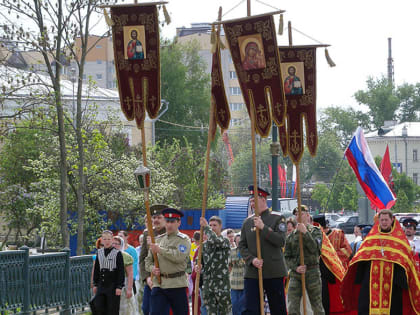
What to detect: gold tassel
<box><xmin>211</xmin><ymin>25</ymin><xmax>217</xmax><ymax>54</ymax></box>
<box><xmin>103</xmin><ymin>9</ymin><xmax>114</xmax><ymax>27</ymax></box>
<box><xmin>219</xmin><ymin>39</ymin><xmax>225</xmax><ymax>50</ymax></box>
<box><xmin>163</xmin><ymin>5</ymin><xmax>171</xmax><ymax>25</ymax></box>
<box><xmin>278</xmin><ymin>14</ymin><xmax>284</xmax><ymax>35</ymax></box>
<box><xmin>325</xmin><ymin>48</ymin><xmax>336</xmax><ymax>67</ymax></box>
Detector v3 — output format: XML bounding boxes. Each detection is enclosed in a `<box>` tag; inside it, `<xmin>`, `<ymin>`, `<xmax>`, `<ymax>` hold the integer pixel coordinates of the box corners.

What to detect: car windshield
<box><xmin>335</xmin><ymin>217</ymin><xmax>347</xmax><ymax>223</ymax></box>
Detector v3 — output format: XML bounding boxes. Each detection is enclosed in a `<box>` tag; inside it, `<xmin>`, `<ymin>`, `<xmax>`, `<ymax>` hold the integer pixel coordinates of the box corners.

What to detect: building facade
<box><xmin>365</xmin><ymin>121</ymin><xmax>420</xmax><ymax>185</ymax></box>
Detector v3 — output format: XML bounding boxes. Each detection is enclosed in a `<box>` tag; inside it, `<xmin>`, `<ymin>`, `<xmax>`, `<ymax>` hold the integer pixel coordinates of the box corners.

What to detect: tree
<box><xmin>396</xmin><ymin>83</ymin><xmax>420</xmax><ymax>122</ymax></box>
<box><xmin>311</xmin><ymin>183</ymin><xmax>330</xmax><ymax>210</ymax></box>
<box><xmin>319</xmin><ymin>106</ymin><xmax>370</xmax><ymax>148</ymax></box>
<box><xmin>354</xmin><ymin>76</ymin><xmax>400</xmax><ymax>129</ymax></box>
<box><xmin>157</xmin><ymin>39</ymin><xmax>211</xmax><ymax>146</ymax></box>
<box><xmin>1</xmin><ymin>0</ymin><xmax>118</xmax><ymax>253</ymax></box>
<box><xmin>151</xmin><ymin>137</ymin><xmax>226</xmax><ymax>209</ymax></box>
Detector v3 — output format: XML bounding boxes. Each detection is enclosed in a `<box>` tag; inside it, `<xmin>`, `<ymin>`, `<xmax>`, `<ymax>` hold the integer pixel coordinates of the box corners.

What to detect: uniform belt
<box><xmin>161</xmin><ymin>271</ymin><xmax>185</xmax><ymax>278</ymax></box>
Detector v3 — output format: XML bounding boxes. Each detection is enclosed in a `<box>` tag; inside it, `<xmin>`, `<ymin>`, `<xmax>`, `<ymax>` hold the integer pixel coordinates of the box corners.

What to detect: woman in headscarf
<box><xmin>112</xmin><ymin>236</ymin><xmax>139</xmax><ymax>315</ymax></box>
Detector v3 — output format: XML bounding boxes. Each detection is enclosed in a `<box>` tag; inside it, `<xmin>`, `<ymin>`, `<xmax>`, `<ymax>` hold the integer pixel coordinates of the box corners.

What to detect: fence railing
<box><xmin>0</xmin><ymin>246</ymin><xmax>93</xmax><ymax>314</ymax></box>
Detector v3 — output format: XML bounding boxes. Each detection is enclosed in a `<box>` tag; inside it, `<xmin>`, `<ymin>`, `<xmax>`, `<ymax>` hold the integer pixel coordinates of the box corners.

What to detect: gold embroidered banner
<box><xmin>110</xmin><ymin>4</ymin><xmax>161</xmax><ymax>129</ymax></box>
<box><xmin>278</xmin><ymin>46</ymin><xmax>318</xmax><ymax>163</ymax></box>
<box><xmin>211</xmin><ymin>25</ymin><xmax>230</xmax><ymax>140</ymax></box>
<box><xmin>223</xmin><ymin>13</ymin><xmax>286</xmax><ymax>138</ymax></box>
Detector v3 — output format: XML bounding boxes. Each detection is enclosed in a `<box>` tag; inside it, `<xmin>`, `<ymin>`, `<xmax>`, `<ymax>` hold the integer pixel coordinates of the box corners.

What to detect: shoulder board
<box><xmin>156</xmin><ymin>233</ymin><xmax>166</xmax><ymax>239</ymax></box>
<box><xmin>177</xmin><ymin>232</ymin><xmax>188</xmax><ymax>239</ymax></box>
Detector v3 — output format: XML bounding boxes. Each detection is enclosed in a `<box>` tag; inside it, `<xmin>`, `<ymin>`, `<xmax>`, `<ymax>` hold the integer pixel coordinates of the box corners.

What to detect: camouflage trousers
<box><xmin>288</xmin><ymin>268</ymin><xmax>325</xmax><ymax>315</ymax></box>
<box><xmin>201</xmin><ymin>288</ymin><xmax>231</xmax><ymax>315</ymax></box>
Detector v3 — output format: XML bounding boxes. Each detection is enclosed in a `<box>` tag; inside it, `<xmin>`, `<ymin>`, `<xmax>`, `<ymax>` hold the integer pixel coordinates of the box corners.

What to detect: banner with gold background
<box><xmin>223</xmin><ymin>13</ymin><xmax>287</xmax><ymax>138</ymax></box>
<box><xmin>277</xmin><ymin>46</ymin><xmax>318</xmax><ymax>163</ymax></box>
<box><xmin>110</xmin><ymin>3</ymin><xmax>162</xmax><ymax>129</ymax></box>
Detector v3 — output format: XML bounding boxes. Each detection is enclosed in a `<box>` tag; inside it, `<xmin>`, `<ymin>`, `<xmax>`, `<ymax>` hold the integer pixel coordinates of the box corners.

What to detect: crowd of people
<box><xmin>89</xmin><ymin>185</ymin><xmax>420</xmax><ymax>315</ymax></box>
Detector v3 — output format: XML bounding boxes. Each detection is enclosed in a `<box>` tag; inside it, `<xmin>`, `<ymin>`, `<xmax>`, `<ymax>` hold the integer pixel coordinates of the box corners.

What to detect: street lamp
<box><xmin>134</xmin><ymin>164</ymin><xmax>151</xmax><ymax>191</ymax></box>
<box><xmin>402</xmin><ymin>125</ymin><xmax>408</xmax><ymax>174</ymax></box>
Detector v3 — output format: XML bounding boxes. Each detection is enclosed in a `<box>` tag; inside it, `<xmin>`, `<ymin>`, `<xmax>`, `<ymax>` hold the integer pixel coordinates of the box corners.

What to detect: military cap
<box><xmin>402</xmin><ymin>218</ymin><xmax>418</xmax><ymax>228</ymax></box>
<box><xmin>292</xmin><ymin>205</ymin><xmax>309</xmax><ymax>216</ymax></box>
<box><xmin>248</xmin><ymin>185</ymin><xmax>270</xmax><ymax>198</ymax></box>
<box><xmin>312</xmin><ymin>214</ymin><xmax>326</xmax><ymax>228</ymax></box>
<box><xmin>150</xmin><ymin>204</ymin><xmax>168</xmax><ymax>216</ymax></box>
<box><xmin>361</xmin><ymin>225</ymin><xmax>373</xmax><ymax>237</ymax></box>
<box><xmin>162</xmin><ymin>208</ymin><xmax>184</xmax><ymax>221</ymax></box>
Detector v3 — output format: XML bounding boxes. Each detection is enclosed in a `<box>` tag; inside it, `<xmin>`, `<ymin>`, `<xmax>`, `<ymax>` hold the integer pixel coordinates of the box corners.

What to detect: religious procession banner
<box><xmin>109</xmin><ymin>3</ymin><xmax>162</xmax><ymax>129</ymax></box>
<box><xmin>223</xmin><ymin>12</ymin><xmax>287</xmax><ymax>138</ymax></box>
<box><xmin>210</xmin><ymin>24</ymin><xmax>230</xmax><ymax>140</ymax></box>
<box><xmin>277</xmin><ymin>46</ymin><xmax>318</xmax><ymax>163</ymax></box>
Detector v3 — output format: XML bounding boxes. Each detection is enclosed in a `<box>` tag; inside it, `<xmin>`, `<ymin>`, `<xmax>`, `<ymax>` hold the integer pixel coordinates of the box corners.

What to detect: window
<box><xmin>230</xmin><ymin>118</ymin><xmax>240</xmax><ymax>126</ymax></box>
<box><xmin>96</xmin><ymin>74</ymin><xmax>102</xmax><ymax>80</ymax></box>
<box><xmin>413</xmin><ymin>149</ymin><xmax>418</xmax><ymax>162</ymax></box>
<box><xmin>413</xmin><ymin>173</ymin><xmax>418</xmax><ymax>185</ymax></box>
<box><xmin>229</xmin><ymin>71</ymin><xmax>237</xmax><ymax>79</ymax></box>
<box><xmin>229</xmin><ymin>87</ymin><xmax>241</xmax><ymax>96</ymax></box>
<box><xmin>97</xmin><ymin>60</ymin><xmax>102</xmax><ymax>64</ymax></box>
<box><xmin>96</xmin><ymin>45</ymin><xmax>102</xmax><ymax>49</ymax></box>
<box><xmin>229</xmin><ymin>103</ymin><xmax>244</xmax><ymax>111</ymax></box>
<box><xmin>82</xmin><ymin>74</ymin><xmax>87</xmax><ymax>80</ymax></box>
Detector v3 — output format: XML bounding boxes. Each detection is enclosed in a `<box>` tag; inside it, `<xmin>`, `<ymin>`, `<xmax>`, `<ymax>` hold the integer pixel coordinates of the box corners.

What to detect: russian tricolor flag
<box><xmin>345</xmin><ymin>127</ymin><xmax>396</xmax><ymax>210</ymax></box>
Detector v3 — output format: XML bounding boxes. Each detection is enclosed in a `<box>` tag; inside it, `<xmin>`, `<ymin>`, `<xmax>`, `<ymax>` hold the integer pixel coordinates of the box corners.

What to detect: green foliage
<box><xmin>354</xmin><ymin>76</ymin><xmax>400</xmax><ymax>129</ymax></box>
<box><xmin>319</xmin><ymin>107</ymin><xmax>370</xmax><ymax>148</ymax></box>
<box><xmin>392</xmin><ymin>190</ymin><xmax>412</xmax><ymax>213</ymax></box>
<box><xmin>311</xmin><ymin>183</ymin><xmax>330</xmax><ymax>209</ymax></box>
<box><xmin>151</xmin><ymin>138</ymin><xmax>226</xmax><ymax>209</ymax></box>
<box><xmin>157</xmin><ymin>39</ymin><xmax>211</xmax><ymax>146</ymax></box>
<box><xmin>396</xmin><ymin>83</ymin><xmax>420</xmax><ymax>122</ymax></box>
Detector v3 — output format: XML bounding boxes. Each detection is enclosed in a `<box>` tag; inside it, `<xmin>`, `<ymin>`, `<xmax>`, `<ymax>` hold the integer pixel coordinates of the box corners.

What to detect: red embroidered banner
<box><xmin>278</xmin><ymin>46</ymin><xmax>318</xmax><ymax>163</ymax></box>
<box><xmin>110</xmin><ymin>4</ymin><xmax>161</xmax><ymax>129</ymax></box>
<box><xmin>223</xmin><ymin>13</ymin><xmax>286</xmax><ymax>138</ymax></box>
<box><xmin>211</xmin><ymin>25</ymin><xmax>230</xmax><ymax>140</ymax></box>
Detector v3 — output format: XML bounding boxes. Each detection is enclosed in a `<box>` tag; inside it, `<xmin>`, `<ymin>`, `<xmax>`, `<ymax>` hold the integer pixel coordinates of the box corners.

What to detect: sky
<box><xmin>156</xmin><ymin>0</ymin><xmax>420</xmax><ymax>111</ymax></box>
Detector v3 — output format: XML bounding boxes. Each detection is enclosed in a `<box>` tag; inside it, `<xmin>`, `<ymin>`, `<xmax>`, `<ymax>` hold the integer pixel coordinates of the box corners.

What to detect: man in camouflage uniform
<box><xmin>199</xmin><ymin>215</ymin><xmax>231</xmax><ymax>315</ymax></box>
<box><xmin>285</xmin><ymin>205</ymin><xmax>324</xmax><ymax>315</ymax></box>
<box><xmin>139</xmin><ymin>205</ymin><xmax>168</xmax><ymax>315</ymax></box>
<box><xmin>145</xmin><ymin>208</ymin><xmax>191</xmax><ymax>314</ymax></box>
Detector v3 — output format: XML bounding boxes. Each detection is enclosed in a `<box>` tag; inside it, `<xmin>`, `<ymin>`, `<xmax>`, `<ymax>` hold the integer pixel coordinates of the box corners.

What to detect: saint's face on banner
<box><xmin>124</xmin><ymin>26</ymin><xmax>146</xmax><ymax>60</ymax></box>
<box><xmin>281</xmin><ymin>62</ymin><xmax>305</xmax><ymax>95</ymax></box>
<box><xmin>238</xmin><ymin>34</ymin><xmax>266</xmax><ymax>71</ymax></box>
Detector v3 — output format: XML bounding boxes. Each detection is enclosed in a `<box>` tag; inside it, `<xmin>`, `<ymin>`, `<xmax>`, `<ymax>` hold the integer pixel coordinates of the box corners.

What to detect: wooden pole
<box><xmin>249</xmin><ymin>97</ymin><xmax>265</xmax><ymax>315</ymax></box>
<box><xmin>193</xmin><ymin>92</ymin><xmax>216</xmax><ymax>315</ymax></box>
<box><xmin>193</xmin><ymin>8</ymin><xmax>221</xmax><ymax>315</ymax></box>
<box><xmin>296</xmin><ymin>164</ymin><xmax>307</xmax><ymax>315</ymax></box>
<box><xmin>246</xmin><ymin>3</ymin><xmax>264</xmax><ymax>314</ymax></box>
<box><xmin>140</xmin><ymin>124</ymin><xmax>160</xmax><ymax>284</ymax></box>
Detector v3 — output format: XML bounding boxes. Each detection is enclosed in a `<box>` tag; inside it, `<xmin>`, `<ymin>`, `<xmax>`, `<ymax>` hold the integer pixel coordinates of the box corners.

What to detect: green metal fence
<box><xmin>0</xmin><ymin>246</ymin><xmax>93</xmax><ymax>314</ymax></box>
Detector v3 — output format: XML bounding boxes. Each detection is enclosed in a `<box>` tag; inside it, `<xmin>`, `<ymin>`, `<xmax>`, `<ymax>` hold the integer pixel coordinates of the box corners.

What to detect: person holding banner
<box><xmin>139</xmin><ymin>205</ymin><xmax>168</xmax><ymax>315</ymax></box>
<box><xmin>145</xmin><ymin>208</ymin><xmax>191</xmax><ymax>315</ymax></box>
<box><xmin>238</xmin><ymin>185</ymin><xmax>288</xmax><ymax>314</ymax></box>
<box><xmin>285</xmin><ymin>206</ymin><xmax>324</xmax><ymax>315</ymax></box>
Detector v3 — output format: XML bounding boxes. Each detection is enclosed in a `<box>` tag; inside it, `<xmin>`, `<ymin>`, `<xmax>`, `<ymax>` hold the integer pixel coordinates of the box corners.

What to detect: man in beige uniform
<box><xmin>145</xmin><ymin>208</ymin><xmax>191</xmax><ymax>315</ymax></box>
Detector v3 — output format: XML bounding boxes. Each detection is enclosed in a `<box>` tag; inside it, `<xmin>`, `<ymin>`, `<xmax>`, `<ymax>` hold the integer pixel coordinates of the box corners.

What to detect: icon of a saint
<box><xmin>242</xmin><ymin>41</ymin><xmax>265</xmax><ymax>70</ymax></box>
<box><xmin>284</xmin><ymin>66</ymin><xmax>303</xmax><ymax>95</ymax></box>
<box><xmin>127</xmin><ymin>30</ymin><xmax>144</xmax><ymax>60</ymax></box>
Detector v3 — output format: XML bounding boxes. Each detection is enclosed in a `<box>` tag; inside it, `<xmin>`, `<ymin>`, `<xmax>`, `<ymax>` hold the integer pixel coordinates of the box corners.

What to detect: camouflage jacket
<box><xmin>201</xmin><ymin>225</ymin><xmax>231</xmax><ymax>292</ymax></box>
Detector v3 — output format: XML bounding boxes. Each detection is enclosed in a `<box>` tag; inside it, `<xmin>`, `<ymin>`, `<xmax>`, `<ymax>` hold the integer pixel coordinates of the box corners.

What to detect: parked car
<box><xmin>336</xmin><ymin>215</ymin><xmax>359</xmax><ymax>234</ymax></box>
<box><xmin>325</xmin><ymin>213</ymin><xmax>341</xmax><ymax>228</ymax></box>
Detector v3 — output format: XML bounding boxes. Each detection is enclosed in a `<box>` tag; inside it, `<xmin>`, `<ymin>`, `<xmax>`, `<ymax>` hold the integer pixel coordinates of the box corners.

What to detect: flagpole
<box><xmin>193</xmin><ymin>8</ymin><xmax>221</xmax><ymax>315</ymax></box>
